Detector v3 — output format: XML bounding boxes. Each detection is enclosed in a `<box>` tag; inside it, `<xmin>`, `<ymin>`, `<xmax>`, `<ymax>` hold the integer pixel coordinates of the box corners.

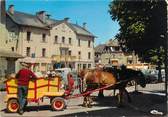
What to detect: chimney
<box><xmin>83</xmin><ymin>22</ymin><xmax>87</xmax><ymax>29</ymax></box>
<box><xmin>1</xmin><ymin>0</ymin><xmax>6</xmax><ymax>24</ymax></box>
<box><xmin>8</xmin><ymin>4</ymin><xmax>14</xmax><ymax>15</ymax></box>
<box><xmin>36</xmin><ymin>11</ymin><xmax>46</xmax><ymax>23</ymax></box>
<box><xmin>64</xmin><ymin>17</ymin><xmax>69</xmax><ymax>22</ymax></box>
<box><xmin>46</xmin><ymin>14</ymin><xmax>51</xmax><ymax>19</ymax></box>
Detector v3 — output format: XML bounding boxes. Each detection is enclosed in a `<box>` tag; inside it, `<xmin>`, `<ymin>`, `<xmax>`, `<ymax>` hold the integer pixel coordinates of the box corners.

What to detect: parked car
<box><xmin>141</xmin><ymin>69</ymin><xmax>158</xmax><ymax>84</ymax></box>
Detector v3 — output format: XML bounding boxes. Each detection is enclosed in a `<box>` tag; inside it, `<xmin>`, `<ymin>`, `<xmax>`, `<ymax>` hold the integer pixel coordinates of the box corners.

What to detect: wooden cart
<box><xmin>5</xmin><ymin>76</ymin><xmax>66</xmax><ymax>113</ymax></box>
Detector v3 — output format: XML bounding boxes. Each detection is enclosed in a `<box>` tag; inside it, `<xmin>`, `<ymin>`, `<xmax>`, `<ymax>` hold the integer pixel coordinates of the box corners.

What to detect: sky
<box><xmin>6</xmin><ymin>0</ymin><xmax>120</xmax><ymax>46</ymax></box>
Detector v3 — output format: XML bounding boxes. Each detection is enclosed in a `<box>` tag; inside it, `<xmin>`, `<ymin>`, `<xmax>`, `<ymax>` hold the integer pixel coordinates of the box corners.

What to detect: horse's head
<box><xmin>78</xmin><ymin>69</ymin><xmax>94</xmax><ymax>80</ymax></box>
<box><xmin>136</xmin><ymin>71</ymin><xmax>146</xmax><ymax>88</ymax></box>
<box><xmin>78</xmin><ymin>70</ymin><xmax>86</xmax><ymax>79</ymax></box>
<box><xmin>78</xmin><ymin>69</ymin><xmax>96</xmax><ymax>93</ymax></box>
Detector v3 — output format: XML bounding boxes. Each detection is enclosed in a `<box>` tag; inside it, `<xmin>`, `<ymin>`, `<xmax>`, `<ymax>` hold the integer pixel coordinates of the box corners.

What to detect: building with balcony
<box><xmin>95</xmin><ymin>38</ymin><xmax>139</xmax><ymax>67</ymax></box>
<box><xmin>5</xmin><ymin>5</ymin><xmax>95</xmax><ymax>73</ymax></box>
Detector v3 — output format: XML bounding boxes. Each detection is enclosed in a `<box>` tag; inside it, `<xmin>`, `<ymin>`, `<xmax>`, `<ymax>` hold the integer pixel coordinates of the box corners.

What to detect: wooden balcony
<box><xmin>59</xmin><ymin>43</ymin><xmax>71</xmax><ymax>48</ymax></box>
<box><xmin>51</xmin><ymin>55</ymin><xmax>76</xmax><ymax>62</ymax></box>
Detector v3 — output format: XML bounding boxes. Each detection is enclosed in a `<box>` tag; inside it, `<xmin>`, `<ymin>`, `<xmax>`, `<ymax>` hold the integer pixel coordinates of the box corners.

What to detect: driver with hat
<box><xmin>15</xmin><ymin>62</ymin><xmax>37</xmax><ymax>115</ymax></box>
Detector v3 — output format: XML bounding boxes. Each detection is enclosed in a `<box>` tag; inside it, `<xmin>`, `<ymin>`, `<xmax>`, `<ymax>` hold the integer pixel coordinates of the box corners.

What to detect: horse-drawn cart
<box><xmin>5</xmin><ymin>68</ymin><xmax>146</xmax><ymax>113</ymax></box>
<box><xmin>5</xmin><ymin>76</ymin><xmax>66</xmax><ymax>113</ymax></box>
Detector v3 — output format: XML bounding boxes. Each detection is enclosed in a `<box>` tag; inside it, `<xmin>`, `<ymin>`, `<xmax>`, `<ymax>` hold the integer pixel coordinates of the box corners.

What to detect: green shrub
<box><xmin>0</xmin><ymin>88</ymin><xmax>6</xmax><ymax>91</ymax></box>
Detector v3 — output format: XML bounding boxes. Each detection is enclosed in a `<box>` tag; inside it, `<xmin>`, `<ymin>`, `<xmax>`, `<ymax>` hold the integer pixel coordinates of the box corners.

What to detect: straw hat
<box><xmin>21</xmin><ymin>62</ymin><xmax>30</xmax><ymax>68</ymax></box>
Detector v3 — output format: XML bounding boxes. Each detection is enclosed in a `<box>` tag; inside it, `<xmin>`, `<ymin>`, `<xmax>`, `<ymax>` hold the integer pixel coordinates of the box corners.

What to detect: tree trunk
<box><xmin>158</xmin><ymin>61</ymin><xmax>162</xmax><ymax>82</ymax></box>
<box><xmin>157</xmin><ymin>47</ymin><xmax>162</xmax><ymax>82</ymax></box>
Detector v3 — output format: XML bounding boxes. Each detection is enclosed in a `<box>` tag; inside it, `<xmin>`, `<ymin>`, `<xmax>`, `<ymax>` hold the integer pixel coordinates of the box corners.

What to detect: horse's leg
<box><xmin>124</xmin><ymin>88</ymin><xmax>132</xmax><ymax>103</ymax></box>
<box><xmin>83</xmin><ymin>96</ymin><xmax>87</xmax><ymax>107</ymax></box>
<box><xmin>83</xmin><ymin>89</ymin><xmax>88</xmax><ymax>107</ymax></box>
<box><xmin>86</xmin><ymin>96</ymin><xmax>89</xmax><ymax>107</ymax></box>
<box><xmin>87</xmin><ymin>95</ymin><xmax>92</xmax><ymax>108</ymax></box>
<box><xmin>117</xmin><ymin>89</ymin><xmax>124</xmax><ymax>107</ymax></box>
<box><xmin>98</xmin><ymin>90</ymin><xmax>104</xmax><ymax>98</ymax></box>
<box><xmin>113</xmin><ymin>89</ymin><xmax>116</xmax><ymax>96</ymax></box>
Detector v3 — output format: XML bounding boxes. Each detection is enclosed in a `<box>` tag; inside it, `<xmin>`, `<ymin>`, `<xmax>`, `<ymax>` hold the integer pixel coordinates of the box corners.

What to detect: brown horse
<box><xmin>78</xmin><ymin>69</ymin><xmax>117</xmax><ymax>107</ymax></box>
<box><xmin>100</xmin><ymin>67</ymin><xmax>146</xmax><ymax>105</ymax></box>
<box><xmin>78</xmin><ymin>68</ymin><xmax>146</xmax><ymax>107</ymax></box>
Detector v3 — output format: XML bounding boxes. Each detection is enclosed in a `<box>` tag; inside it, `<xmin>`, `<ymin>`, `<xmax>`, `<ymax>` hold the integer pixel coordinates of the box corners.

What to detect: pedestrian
<box><xmin>15</xmin><ymin>62</ymin><xmax>37</xmax><ymax>115</ymax></box>
<box><xmin>65</xmin><ymin>73</ymin><xmax>74</xmax><ymax>95</ymax></box>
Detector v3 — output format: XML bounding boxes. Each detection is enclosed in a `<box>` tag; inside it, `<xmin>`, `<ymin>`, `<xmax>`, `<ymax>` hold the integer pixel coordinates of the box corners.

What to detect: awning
<box><xmin>0</xmin><ymin>50</ymin><xmax>23</xmax><ymax>58</ymax></box>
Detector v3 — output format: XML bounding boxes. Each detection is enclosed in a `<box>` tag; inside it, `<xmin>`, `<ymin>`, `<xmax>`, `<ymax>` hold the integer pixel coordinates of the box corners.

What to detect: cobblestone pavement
<box><xmin>0</xmin><ymin>83</ymin><xmax>167</xmax><ymax>117</ymax></box>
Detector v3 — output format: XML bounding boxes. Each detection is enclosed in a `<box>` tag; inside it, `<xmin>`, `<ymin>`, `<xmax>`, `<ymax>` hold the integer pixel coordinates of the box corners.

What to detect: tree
<box><xmin>109</xmin><ymin>0</ymin><xmax>167</xmax><ymax>81</ymax></box>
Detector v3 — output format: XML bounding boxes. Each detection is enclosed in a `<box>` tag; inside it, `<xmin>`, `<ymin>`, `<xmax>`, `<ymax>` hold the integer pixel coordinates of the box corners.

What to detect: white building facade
<box><xmin>6</xmin><ymin>5</ymin><xmax>95</xmax><ymax>73</ymax></box>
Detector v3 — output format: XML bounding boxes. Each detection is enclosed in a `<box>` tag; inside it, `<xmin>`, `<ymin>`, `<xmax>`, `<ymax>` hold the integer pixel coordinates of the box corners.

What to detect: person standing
<box><xmin>66</xmin><ymin>73</ymin><xmax>74</xmax><ymax>95</ymax></box>
<box><xmin>15</xmin><ymin>62</ymin><xmax>37</xmax><ymax>115</ymax></box>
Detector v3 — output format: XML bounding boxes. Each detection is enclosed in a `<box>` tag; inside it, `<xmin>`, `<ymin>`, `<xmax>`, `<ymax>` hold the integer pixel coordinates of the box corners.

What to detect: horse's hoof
<box><xmin>82</xmin><ymin>103</ymin><xmax>87</xmax><ymax>107</ymax></box>
<box><xmin>128</xmin><ymin>100</ymin><xmax>132</xmax><ymax>103</ymax></box>
<box><xmin>98</xmin><ymin>95</ymin><xmax>104</xmax><ymax>98</ymax></box>
<box><xmin>88</xmin><ymin>105</ymin><xmax>92</xmax><ymax>108</ymax></box>
<box><xmin>117</xmin><ymin>104</ymin><xmax>124</xmax><ymax>108</ymax></box>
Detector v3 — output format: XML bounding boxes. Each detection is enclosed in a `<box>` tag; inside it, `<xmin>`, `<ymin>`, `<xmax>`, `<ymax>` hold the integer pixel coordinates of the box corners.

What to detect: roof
<box><xmin>94</xmin><ymin>44</ymin><xmax>106</xmax><ymax>53</ymax></box>
<box><xmin>106</xmin><ymin>38</ymin><xmax>119</xmax><ymax>47</ymax></box>
<box><xmin>7</xmin><ymin>11</ymin><xmax>50</xmax><ymax>29</ymax></box>
<box><xmin>0</xmin><ymin>50</ymin><xmax>23</xmax><ymax>58</ymax></box>
<box><xmin>7</xmin><ymin>11</ymin><xmax>95</xmax><ymax>37</ymax></box>
<box><xmin>71</xmin><ymin>23</ymin><xmax>95</xmax><ymax>37</ymax></box>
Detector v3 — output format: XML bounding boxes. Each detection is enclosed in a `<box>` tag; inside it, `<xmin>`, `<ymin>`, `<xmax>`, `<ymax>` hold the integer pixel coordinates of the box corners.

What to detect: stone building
<box><xmin>0</xmin><ymin>2</ymin><xmax>22</xmax><ymax>77</ymax></box>
<box><xmin>5</xmin><ymin>5</ymin><xmax>95</xmax><ymax>73</ymax></box>
<box><xmin>95</xmin><ymin>38</ymin><xmax>139</xmax><ymax>67</ymax></box>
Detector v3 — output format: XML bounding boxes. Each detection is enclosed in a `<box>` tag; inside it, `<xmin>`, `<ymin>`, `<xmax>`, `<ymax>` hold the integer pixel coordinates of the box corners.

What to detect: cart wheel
<box><xmin>7</xmin><ymin>98</ymin><xmax>20</xmax><ymax>113</ymax></box>
<box><xmin>51</xmin><ymin>97</ymin><xmax>65</xmax><ymax>111</ymax></box>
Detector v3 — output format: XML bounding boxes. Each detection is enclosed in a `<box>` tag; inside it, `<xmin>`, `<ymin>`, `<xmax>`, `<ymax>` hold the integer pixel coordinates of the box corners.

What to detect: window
<box><xmin>78</xmin><ymin>51</ymin><xmax>81</xmax><ymax>59</ymax></box>
<box><xmin>127</xmin><ymin>59</ymin><xmax>133</xmax><ymax>64</ymax></box>
<box><xmin>88</xmin><ymin>52</ymin><xmax>91</xmax><ymax>59</ymax></box>
<box><xmin>115</xmin><ymin>47</ymin><xmax>120</xmax><ymax>51</ymax></box>
<box><xmin>27</xmin><ymin>32</ymin><xmax>31</xmax><ymax>41</ymax></box>
<box><xmin>42</xmin><ymin>48</ymin><xmax>46</xmax><ymax>57</ymax></box>
<box><xmin>69</xmin><ymin>38</ymin><xmax>72</xmax><ymax>44</ymax></box>
<box><xmin>32</xmin><ymin>53</ymin><xmax>35</xmax><ymax>58</ymax></box>
<box><xmin>78</xmin><ymin>39</ymin><xmax>80</xmax><ymax>46</ymax></box>
<box><xmin>83</xmin><ymin>64</ymin><xmax>86</xmax><ymax>69</ymax></box>
<box><xmin>78</xmin><ymin>64</ymin><xmax>81</xmax><ymax>70</ymax></box>
<box><xmin>68</xmin><ymin>50</ymin><xmax>71</xmax><ymax>56</ymax></box>
<box><xmin>62</xmin><ymin>36</ymin><xmax>65</xmax><ymax>43</ymax></box>
<box><xmin>55</xmin><ymin>35</ymin><xmax>58</xmax><ymax>43</ymax></box>
<box><xmin>26</xmin><ymin>47</ymin><xmax>30</xmax><ymax>57</ymax></box>
<box><xmin>60</xmin><ymin>49</ymin><xmax>67</xmax><ymax>55</ymax></box>
<box><xmin>88</xmin><ymin>40</ymin><xmax>91</xmax><ymax>47</ymax></box>
<box><xmin>42</xmin><ymin>34</ymin><xmax>46</xmax><ymax>42</ymax></box>
<box><xmin>88</xmin><ymin>64</ymin><xmax>91</xmax><ymax>68</ymax></box>
<box><xmin>11</xmin><ymin>47</ymin><xmax>14</xmax><ymax>52</ymax></box>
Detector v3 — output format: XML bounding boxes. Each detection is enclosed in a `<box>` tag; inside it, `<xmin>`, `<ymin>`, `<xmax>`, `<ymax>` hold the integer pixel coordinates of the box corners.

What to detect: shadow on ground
<box><xmin>2</xmin><ymin>105</ymin><xmax>52</xmax><ymax>113</ymax></box>
<box><xmin>59</xmin><ymin>91</ymin><xmax>167</xmax><ymax>117</ymax></box>
<box><xmin>2</xmin><ymin>91</ymin><xmax>167</xmax><ymax>117</ymax></box>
